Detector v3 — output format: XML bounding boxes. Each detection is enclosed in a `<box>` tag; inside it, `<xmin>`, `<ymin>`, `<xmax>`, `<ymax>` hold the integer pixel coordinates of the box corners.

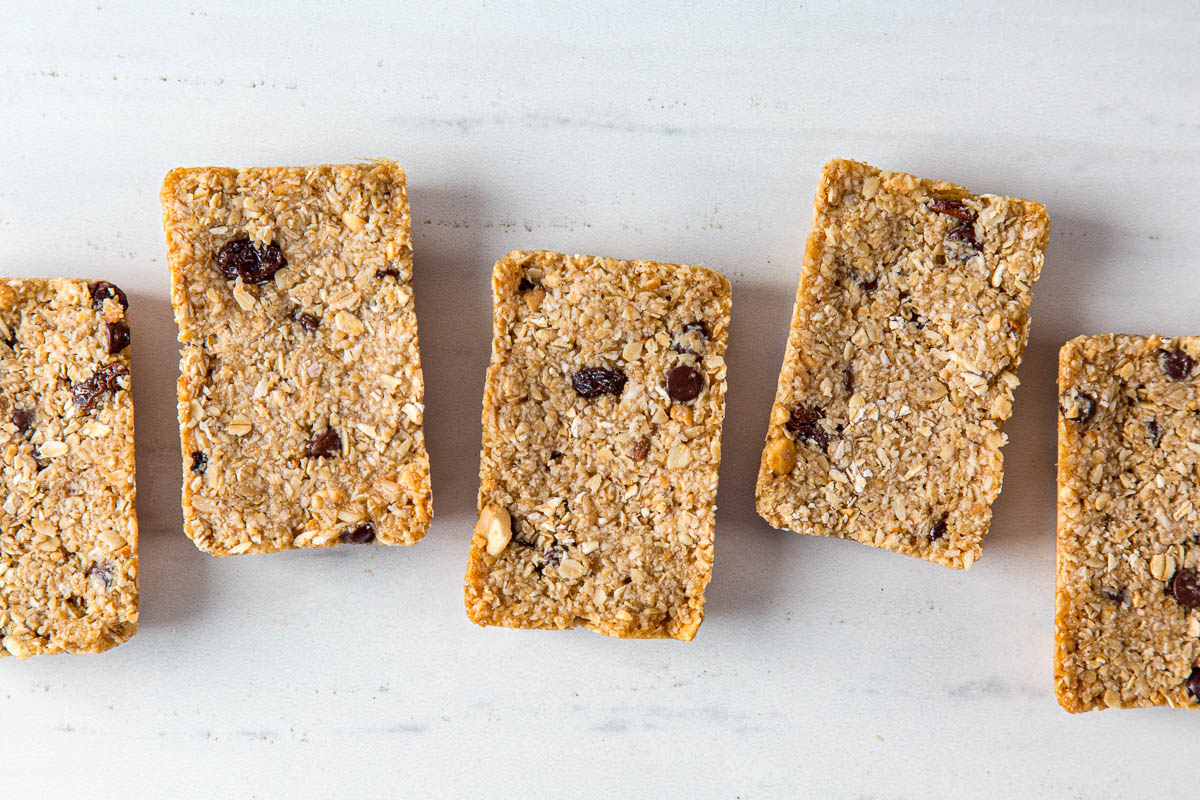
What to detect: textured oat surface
<box><xmin>0</xmin><ymin>279</ymin><xmax>138</xmax><ymax>658</ymax></box>
<box><xmin>465</xmin><ymin>250</ymin><xmax>730</xmax><ymax>640</ymax></box>
<box><xmin>755</xmin><ymin>159</ymin><xmax>1049</xmax><ymax>569</ymax></box>
<box><xmin>1055</xmin><ymin>334</ymin><xmax>1200</xmax><ymax>712</ymax></box>
<box><xmin>163</xmin><ymin>161</ymin><xmax>432</xmax><ymax>555</ymax></box>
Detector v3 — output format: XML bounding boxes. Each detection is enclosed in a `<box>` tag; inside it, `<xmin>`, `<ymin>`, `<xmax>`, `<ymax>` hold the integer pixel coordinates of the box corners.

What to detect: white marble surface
<box><xmin>1</xmin><ymin>1</ymin><xmax>1198</xmax><ymax>797</ymax></box>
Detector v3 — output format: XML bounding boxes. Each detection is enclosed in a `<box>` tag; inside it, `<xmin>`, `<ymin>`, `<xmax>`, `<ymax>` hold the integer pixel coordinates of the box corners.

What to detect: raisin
<box><xmin>510</xmin><ymin>519</ymin><xmax>537</xmax><ymax>548</ymax></box>
<box><xmin>88</xmin><ymin>281</ymin><xmax>128</xmax><ymax>311</ymax></box>
<box><xmin>946</xmin><ymin>223</ymin><xmax>980</xmax><ymax>250</ymax></box>
<box><xmin>216</xmin><ymin>238</ymin><xmax>286</xmax><ymax>285</ymax></box>
<box><xmin>1147</xmin><ymin>419</ymin><xmax>1163</xmax><ymax>448</ymax></box>
<box><xmin>632</xmin><ymin>439</ymin><xmax>650</xmax><ymax>460</ymax></box>
<box><xmin>1101</xmin><ymin>587</ymin><xmax>1125</xmax><ymax>605</ymax></box>
<box><xmin>191</xmin><ymin>451</ymin><xmax>208</xmax><ymax>474</ymax></box>
<box><xmin>308</xmin><ymin>428</ymin><xmax>341</xmax><ymax>458</ymax></box>
<box><xmin>543</xmin><ymin>546</ymin><xmax>564</xmax><ymax>568</ymax></box>
<box><xmin>1170</xmin><ymin>567</ymin><xmax>1200</xmax><ymax>608</ymax></box>
<box><xmin>11</xmin><ymin>408</ymin><xmax>31</xmax><ymax>433</ymax></box>
<box><xmin>842</xmin><ymin>366</ymin><xmax>854</xmax><ymax>395</ymax></box>
<box><xmin>572</xmin><ymin>367</ymin><xmax>627</xmax><ymax>398</ymax></box>
<box><xmin>1188</xmin><ymin>669</ymin><xmax>1200</xmax><ymax>701</ymax></box>
<box><xmin>666</xmin><ymin>365</ymin><xmax>704</xmax><ymax>403</ymax></box>
<box><xmin>856</xmin><ymin>274</ymin><xmax>878</xmax><ymax>292</ymax></box>
<box><xmin>72</xmin><ymin>363</ymin><xmax>129</xmax><ymax>412</ymax></box>
<box><xmin>1160</xmin><ymin>348</ymin><xmax>1194</xmax><ymax>381</ymax></box>
<box><xmin>340</xmin><ymin>523</ymin><xmax>375</xmax><ymax>544</ymax></box>
<box><xmin>929</xmin><ymin>198</ymin><xmax>976</xmax><ymax>221</ymax></box>
<box><xmin>106</xmin><ymin>321</ymin><xmax>130</xmax><ymax>354</ymax></box>
<box><xmin>785</xmin><ymin>404</ymin><xmax>829</xmax><ymax>450</ymax></box>
<box><xmin>292</xmin><ymin>309</ymin><xmax>319</xmax><ymax>332</ymax></box>
<box><xmin>518</xmin><ymin>277</ymin><xmax>535</xmax><ymax>291</ymax></box>
<box><xmin>376</xmin><ymin>267</ymin><xmax>401</xmax><ymax>279</ymax></box>
<box><xmin>1058</xmin><ymin>389</ymin><xmax>1096</xmax><ymax>424</ymax></box>
<box><xmin>927</xmin><ymin>513</ymin><xmax>948</xmax><ymax>542</ymax></box>
<box><xmin>682</xmin><ymin>321</ymin><xmax>709</xmax><ymax>338</ymax></box>
<box><xmin>86</xmin><ymin>562</ymin><xmax>115</xmax><ymax>590</ymax></box>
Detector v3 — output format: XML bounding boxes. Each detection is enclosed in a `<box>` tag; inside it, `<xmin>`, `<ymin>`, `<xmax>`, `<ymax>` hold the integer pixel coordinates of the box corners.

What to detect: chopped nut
<box><xmin>334</xmin><ymin>310</ymin><xmax>366</xmax><ymax>336</ymax></box>
<box><xmin>477</xmin><ymin>504</ymin><xmax>512</xmax><ymax>556</ymax></box>
<box><xmin>764</xmin><ymin>437</ymin><xmax>796</xmax><ymax>475</ymax></box>
<box><xmin>39</xmin><ymin>440</ymin><xmax>68</xmax><ymax>458</ymax></box>
<box><xmin>232</xmin><ymin>279</ymin><xmax>256</xmax><ymax>311</ymax></box>
<box><xmin>558</xmin><ymin>557</ymin><xmax>587</xmax><ymax>580</ymax></box>
<box><xmin>342</xmin><ymin>211</ymin><xmax>365</xmax><ymax>232</ymax></box>
<box><xmin>666</xmin><ymin>444</ymin><xmax>691</xmax><ymax>469</ymax></box>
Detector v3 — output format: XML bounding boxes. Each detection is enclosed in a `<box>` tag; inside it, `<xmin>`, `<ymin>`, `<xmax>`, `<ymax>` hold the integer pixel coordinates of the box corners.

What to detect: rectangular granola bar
<box><xmin>162</xmin><ymin>161</ymin><xmax>432</xmax><ymax>555</ymax></box>
<box><xmin>1056</xmin><ymin>334</ymin><xmax>1200</xmax><ymax>712</ymax></box>
<box><xmin>465</xmin><ymin>250</ymin><xmax>731</xmax><ymax>640</ymax></box>
<box><xmin>755</xmin><ymin>159</ymin><xmax>1049</xmax><ymax>569</ymax></box>
<box><xmin>0</xmin><ymin>278</ymin><xmax>137</xmax><ymax>657</ymax></box>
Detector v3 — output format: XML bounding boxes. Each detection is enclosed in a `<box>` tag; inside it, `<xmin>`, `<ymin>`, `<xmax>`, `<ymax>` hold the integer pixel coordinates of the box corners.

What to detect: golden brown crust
<box><xmin>465</xmin><ymin>250</ymin><xmax>731</xmax><ymax>640</ymax></box>
<box><xmin>756</xmin><ymin>159</ymin><xmax>1049</xmax><ymax>569</ymax></box>
<box><xmin>162</xmin><ymin>162</ymin><xmax>432</xmax><ymax>555</ymax></box>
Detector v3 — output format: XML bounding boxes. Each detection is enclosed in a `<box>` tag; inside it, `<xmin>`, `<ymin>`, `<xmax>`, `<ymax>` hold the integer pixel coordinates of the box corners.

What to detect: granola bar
<box><xmin>1056</xmin><ymin>334</ymin><xmax>1200</xmax><ymax>712</ymax></box>
<box><xmin>162</xmin><ymin>161</ymin><xmax>432</xmax><ymax>555</ymax></box>
<box><xmin>465</xmin><ymin>250</ymin><xmax>731</xmax><ymax>640</ymax></box>
<box><xmin>0</xmin><ymin>278</ymin><xmax>137</xmax><ymax>657</ymax></box>
<box><xmin>755</xmin><ymin>159</ymin><xmax>1049</xmax><ymax>569</ymax></box>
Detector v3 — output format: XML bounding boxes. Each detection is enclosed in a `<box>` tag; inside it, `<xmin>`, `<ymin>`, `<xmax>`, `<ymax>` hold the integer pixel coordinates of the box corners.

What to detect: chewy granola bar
<box><xmin>163</xmin><ymin>161</ymin><xmax>432</xmax><ymax>555</ymax></box>
<box><xmin>465</xmin><ymin>250</ymin><xmax>731</xmax><ymax>640</ymax></box>
<box><xmin>755</xmin><ymin>159</ymin><xmax>1049</xmax><ymax>569</ymax></box>
<box><xmin>1056</xmin><ymin>334</ymin><xmax>1200</xmax><ymax>712</ymax></box>
<box><xmin>0</xmin><ymin>278</ymin><xmax>137</xmax><ymax>657</ymax></box>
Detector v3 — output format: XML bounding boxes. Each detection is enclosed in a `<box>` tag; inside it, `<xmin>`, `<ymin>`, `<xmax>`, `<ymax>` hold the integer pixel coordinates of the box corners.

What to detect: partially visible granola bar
<box><xmin>1056</xmin><ymin>334</ymin><xmax>1200</xmax><ymax>712</ymax></box>
<box><xmin>465</xmin><ymin>250</ymin><xmax>731</xmax><ymax>640</ymax></box>
<box><xmin>0</xmin><ymin>278</ymin><xmax>137</xmax><ymax>658</ymax></box>
<box><xmin>755</xmin><ymin>159</ymin><xmax>1049</xmax><ymax>569</ymax></box>
<box><xmin>162</xmin><ymin>161</ymin><xmax>432</xmax><ymax>555</ymax></box>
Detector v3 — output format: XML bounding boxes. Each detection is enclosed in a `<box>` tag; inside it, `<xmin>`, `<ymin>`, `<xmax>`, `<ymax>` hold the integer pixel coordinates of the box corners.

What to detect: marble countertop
<box><xmin>2</xmin><ymin>1</ymin><xmax>1197</xmax><ymax>797</ymax></box>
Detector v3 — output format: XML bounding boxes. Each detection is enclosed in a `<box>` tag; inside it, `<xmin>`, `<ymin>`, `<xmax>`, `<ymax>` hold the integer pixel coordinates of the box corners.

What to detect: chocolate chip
<box><xmin>842</xmin><ymin>366</ymin><xmax>854</xmax><ymax>395</ymax></box>
<box><xmin>11</xmin><ymin>408</ymin><xmax>31</xmax><ymax>433</ymax></box>
<box><xmin>683</xmin><ymin>321</ymin><xmax>709</xmax><ymax>338</ymax></box>
<box><xmin>88</xmin><ymin>281</ymin><xmax>128</xmax><ymax>311</ymax></box>
<box><xmin>929</xmin><ymin>198</ymin><xmax>976</xmax><ymax>221</ymax></box>
<box><xmin>106</xmin><ymin>321</ymin><xmax>130</xmax><ymax>354</ymax></box>
<box><xmin>855</xmin><ymin>273</ymin><xmax>878</xmax><ymax>292</ymax></box>
<box><xmin>1188</xmin><ymin>668</ymin><xmax>1200</xmax><ymax>701</ymax></box>
<box><xmin>785</xmin><ymin>404</ymin><xmax>829</xmax><ymax>450</ymax></box>
<box><xmin>572</xmin><ymin>367</ymin><xmax>627</xmax><ymax>399</ymax></box>
<box><xmin>376</xmin><ymin>267</ymin><xmax>401</xmax><ymax>279</ymax></box>
<box><xmin>1058</xmin><ymin>389</ymin><xmax>1097</xmax><ymax>424</ymax></box>
<box><xmin>216</xmin><ymin>238</ymin><xmax>286</xmax><ymax>285</ymax></box>
<box><xmin>191</xmin><ymin>451</ymin><xmax>207</xmax><ymax>474</ymax></box>
<box><xmin>307</xmin><ymin>428</ymin><xmax>341</xmax><ymax>458</ymax></box>
<box><xmin>86</xmin><ymin>562</ymin><xmax>114</xmax><ymax>590</ymax></box>
<box><xmin>632</xmin><ymin>439</ymin><xmax>650</xmax><ymax>460</ymax></box>
<box><xmin>292</xmin><ymin>309</ymin><xmax>319</xmax><ymax>332</ymax></box>
<box><xmin>666</xmin><ymin>365</ymin><xmax>704</xmax><ymax>403</ymax></box>
<box><xmin>72</xmin><ymin>363</ymin><xmax>129</xmax><ymax>412</ymax></box>
<box><xmin>1147</xmin><ymin>419</ymin><xmax>1163</xmax><ymax>448</ymax></box>
<box><xmin>1101</xmin><ymin>587</ymin><xmax>1125</xmax><ymax>605</ymax></box>
<box><xmin>1170</xmin><ymin>567</ymin><xmax>1200</xmax><ymax>608</ymax></box>
<box><xmin>946</xmin><ymin>223</ymin><xmax>980</xmax><ymax>250</ymax></box>
<box><xmin>1160</xmin><ymin>348</ymin><xmax>1194</xmax><ymax>381</ymax></box>
<box><xmin>543</xmin><ymin>546</ymin><xmax>564</xmax><ymax>568</ymax></box>
<box><xmin>518</xmin><ymin>277</ymin><xmax>536</xmax><ymax>291</ymax></box>
<box><xmin>927</xmin><ymin>512</ymin><xmax>948</xmax><ymax>542</ymax></box>
<box><xmin>340</xmin><ymin>523</ymin><xmax>375</xmax><ymax>544</ymax></box>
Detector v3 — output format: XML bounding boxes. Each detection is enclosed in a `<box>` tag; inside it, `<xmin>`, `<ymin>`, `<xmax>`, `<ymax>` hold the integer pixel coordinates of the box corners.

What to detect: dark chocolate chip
<box><xmin>572</xmin><ymin>367</ymin><xmax>627</xmax><ymax>399</ymax></box>
<box><xmin>1170</xmin><ymin>567</ymin><xmax>1200</xmax><ymax>608</ymax></box>
<box><xmin>88</xmin><ymin>281</ymin><xmax>128</xmax><ymax>311</ymax></box>
<box><xmin>1188</xmin><ymin>668</ymin><xmax>1200</xmax><ymax>701</ymax></box>
<box><xmin>191</xmin><ymin>451</ymin><xmax>208</xmax><ymax>474</ymax></box>
<box><xmin>1161</xmin><ymin>348</ymin><xmax>1194</xmax><ymax>381</ymax></box>
<box><xmin>216</xmin><ymin>238</ymin><xmax>286</xmax><ymax>285</ymax></box>
<box><xmin>1147</xmin><ymin>419</ymin><xmax>1163</xmax><ymax>448</ymax></box>
<box><xmin>543</xmin><ymin>546</ymin><xmax>564</xmax><ymax>568</ymax></box>
<box><xmin>785</xmin><ymin>404</ymin><xmax>829</xmax><ymax>450</ymax></box>
<box><xmin>1058</xmin><ymin>389</ymin><xmax>1097</xmax><ymax>424</ymax></box>
<box><xmin>86</xmin><ymin>562</ymin><xmax>114</xmax><ymax>590</ymax></box>
<box><xmin>927</xmin><ymin>512</ymin><xmax>948</xmax><ymax>542</ymax></box>
<box><xmin>11</xmin><ymin>408</ymin><xmax>31</xmax><ymax>433</ymax></box>
<box><xmin>842</xmin><ymin>366</ymin><xmax>854</xmax><ymax>395</ymax></box>
<box><xmin>1101</xmin><ymin>587</ymin><xmax>1125</xmax><ymax>605</ymax></box>
<box><xmin>632</xmin><ymin>439</ymin><xmax>650</xmax><ymax>460</ymax></box>
<box><xmin>376</xmin><ymin>267</ymin><xmax>401</xmax><ymax>279</ymax></box>
<box><xmin>855</xmin><ymin>274</ymin><xmax>879</xmax><ymax>292</ymax></box>
<box><xmin>340</xmin><ymin>523</ymin><xmax>375</xmax><ymax>544</ymax></box>
<box><xmin>929</xmin><ymin>198</ymin><xmax>976</xmax><ymax>221</ymax></box>
<box><xmin>106</xmin><ymin>321</ymin><xmax>130</xmax><ymax>354</ymax></box>
<box><xmin>518</xmin><ymin>277</ymin><xmax>535</xmax><ymax>292</ymax></box>
<box><xmin>293</xmin><ymin>309</ymin><xmax>320</xmax><ymax>332</ymax></box>
<box><xmin>72</xmin><ymin>363</ymin><xmax>129</xmax><ymax>412</ymax></box>
<box><xmin>307</xmin><ymin>428</ymin><xmax>341</xmax><ymax>458</ymax></box>
<box><xmin>683</xmin><ymin>320</ymin><xmax>709</xmax><ymax>338</ymax></box>
<box><xmin>666</xmin><ymin>365</ymin><xmax>704</xmax><ymax>403</ymax></box>
<box><xmin>510</xmin><ymin>519</ymin><xmax>537</xmax><ymax>548</ymax></box>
